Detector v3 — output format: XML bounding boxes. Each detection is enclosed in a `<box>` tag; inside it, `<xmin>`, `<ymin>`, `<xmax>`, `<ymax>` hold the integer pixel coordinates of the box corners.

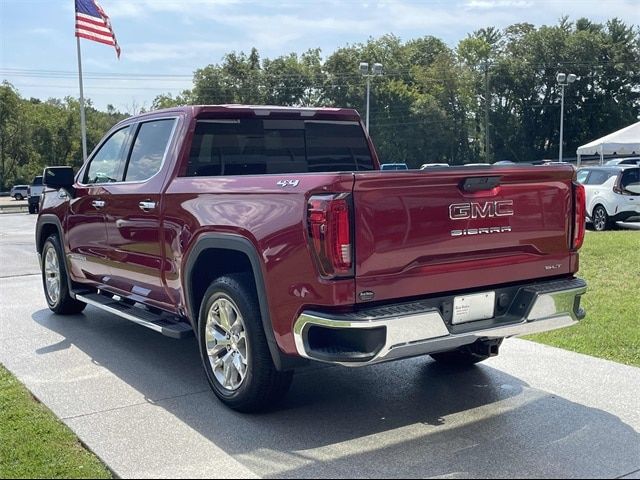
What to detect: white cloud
<box><xmin>209</xmin><ymin>12</ymin><xmax>376</xmax><ymax>51</ymax></box>
<box><xmin>124</xmin><ymin>41</ymin><xmax>240</xmax><ymax>63</ymax></box>
<box><xmin>106</xmin><ymin>0</ymin><xmax>241</xmax><ymax>18</ymax></box>
<box><xmin>465</xmin><ymin>0</ymin><xmax>533</xmax><ymax>9</ymax></box>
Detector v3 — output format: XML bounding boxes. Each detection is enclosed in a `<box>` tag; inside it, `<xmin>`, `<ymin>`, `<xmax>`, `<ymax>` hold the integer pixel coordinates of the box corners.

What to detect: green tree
<box><xmin>458</xmin><ymin>27</ymin><xmax>503</xmax><ymax>162</ymax></box>
<box><xmin>0</xmin><ymin>82</ymin><xmax>33</xmax><ymax>189</ymax></box>
<box><xmin>0</xmin><ymin>83</ymin><xmax>127</xmax><ymax>189</ymax></box>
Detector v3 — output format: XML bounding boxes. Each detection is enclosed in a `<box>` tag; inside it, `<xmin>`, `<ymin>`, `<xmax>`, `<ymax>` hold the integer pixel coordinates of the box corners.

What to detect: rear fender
<box><xmin>183</xmin><ymin>233</ymin><xmax>296</xmax><ymax>371</ymax></box>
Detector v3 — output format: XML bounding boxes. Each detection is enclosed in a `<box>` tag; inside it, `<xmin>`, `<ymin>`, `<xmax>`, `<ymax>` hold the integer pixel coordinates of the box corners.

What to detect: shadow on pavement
<box><xmin>32</xmin><ymin>307</ymin><xmax>640</xmax><ymax>478</ymax></box>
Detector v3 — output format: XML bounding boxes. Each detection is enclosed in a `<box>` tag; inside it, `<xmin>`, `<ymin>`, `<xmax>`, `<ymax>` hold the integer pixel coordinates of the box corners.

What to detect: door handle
<box><xmin>139</xmin><ymin>201</ymin><xmax>156</xmax><ymax>212</ymax></box>
<box><xmin>92</xmin><ymin>200</ymin><xmax>105</xmax><ymax>209</ymax></box>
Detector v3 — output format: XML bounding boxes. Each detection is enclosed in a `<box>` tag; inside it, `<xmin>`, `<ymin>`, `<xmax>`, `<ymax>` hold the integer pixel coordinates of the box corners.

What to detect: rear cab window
<box><xmin>184</xmin><ymin>118</ymin><xmax>374</xmax><ymax>177</ymax></box>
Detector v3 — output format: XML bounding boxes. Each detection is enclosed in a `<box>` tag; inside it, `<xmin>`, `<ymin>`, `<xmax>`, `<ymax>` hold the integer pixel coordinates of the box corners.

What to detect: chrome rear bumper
<box><xmin>293</xmin><ymin>278</ymin><xmax>586</xmax><ymax>367</ymax></box>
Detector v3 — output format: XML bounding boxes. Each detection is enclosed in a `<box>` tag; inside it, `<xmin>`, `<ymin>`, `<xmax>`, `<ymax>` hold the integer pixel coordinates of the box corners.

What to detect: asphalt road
<box><xmin>1</xmin><ymin>212</ymin><xmax>639</xmax><ymax>479</ymax></box>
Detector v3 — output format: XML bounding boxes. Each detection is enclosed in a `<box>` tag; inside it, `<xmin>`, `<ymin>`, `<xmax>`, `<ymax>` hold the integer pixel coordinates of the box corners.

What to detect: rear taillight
<box><xmin>613</xmin><ymin>186</ymin><xmax>624</xmax><ymax>194</ymax></box>
<box><xmin>307</xmin><ymin>194</ymin><xmax>353</xmax><ymax>278</ymax></box>
<box><xmin>613</xmin><ymin>177</ymin><xmax>624</xmax><ymax>195</ymax></box>
<box><xmin>573</xmin><ymin>182</ymin><xmax>586</xmax><ymax>250</ymax></box>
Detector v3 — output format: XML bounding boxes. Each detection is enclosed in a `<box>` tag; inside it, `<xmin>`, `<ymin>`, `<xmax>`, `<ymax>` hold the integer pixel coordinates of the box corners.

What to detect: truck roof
<box><xmin>126</xmin><ymin>105</ymin><xmax>362</xmax><ymax>123</ymax></box>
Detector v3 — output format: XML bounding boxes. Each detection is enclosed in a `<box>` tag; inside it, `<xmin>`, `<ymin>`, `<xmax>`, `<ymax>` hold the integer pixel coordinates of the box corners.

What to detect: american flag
<box><xmin>75</xmin><ymin>0</ymin><xmax>121</xmax><ymax>58</ymax></box>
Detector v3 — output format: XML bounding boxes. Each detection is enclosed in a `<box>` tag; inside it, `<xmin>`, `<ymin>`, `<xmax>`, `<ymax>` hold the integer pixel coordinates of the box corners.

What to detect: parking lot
<box><xmin>1</xmin><ymin>212</ymin><xmax>639</xmax><ymax>479</ymax></box>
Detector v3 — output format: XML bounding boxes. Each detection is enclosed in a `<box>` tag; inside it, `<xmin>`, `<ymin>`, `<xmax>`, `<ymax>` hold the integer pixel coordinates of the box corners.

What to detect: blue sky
<box><xmin>1</xmin><ymin>0</ymin><xmax>638</xmax><ymax>111</ymax></box>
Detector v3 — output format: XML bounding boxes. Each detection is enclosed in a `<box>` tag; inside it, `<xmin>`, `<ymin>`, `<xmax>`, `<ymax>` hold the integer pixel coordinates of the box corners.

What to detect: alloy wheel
<box><xmin>594</xmin><ymin>207</ymin><xmax>607</xmax><ymax>231</ymax></box>
<box><xmin>44</xmin><ymin>244</ymin><xmax>61</xmax><ymax>304</ymax></box>
<box><xmin>204</xmin><ymin>296</ymin><xmax>249</xmax><ymax>391</ymax></box>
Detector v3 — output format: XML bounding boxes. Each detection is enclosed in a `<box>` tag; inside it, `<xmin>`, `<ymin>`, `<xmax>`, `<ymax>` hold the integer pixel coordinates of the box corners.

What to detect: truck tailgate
<box><xmin>352</xmin><ymin>166</ymin><xmax>577</xmax><ymax>302</ymax></box>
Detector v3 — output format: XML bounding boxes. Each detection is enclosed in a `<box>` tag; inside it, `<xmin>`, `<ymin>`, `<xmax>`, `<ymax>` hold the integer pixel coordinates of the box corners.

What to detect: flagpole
<box><xmin>76</xmin><ymin>36</ymin><xmax>88</xmax><ymax>162</ymax></box>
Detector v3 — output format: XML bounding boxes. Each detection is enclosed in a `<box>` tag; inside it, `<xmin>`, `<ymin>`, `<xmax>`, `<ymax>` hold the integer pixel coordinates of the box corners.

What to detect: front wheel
<box><xmin>198</xmin><ymin>274</ymin><xmax>293</xmax><ymax>412</ymax></box>
<box><xmin>592</xmin><ymin>205</ymin><xmax>610</xmax><ymax>231</ymax></box>
<box><xmin>14</xmin><ymin>194</ymin><xmax>23</xmax><ymax>201</ymax></box>
<box><xmin>41</xmin><ymin>235</ymin><xmax>86</xmax><ymax>315</ymax></box>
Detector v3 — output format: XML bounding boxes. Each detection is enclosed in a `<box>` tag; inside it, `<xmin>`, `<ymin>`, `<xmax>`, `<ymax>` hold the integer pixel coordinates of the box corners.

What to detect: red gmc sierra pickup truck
<box><xmin>37</xmin><ymin>105</ymin><xmax>587</xmax><ymax>412</ymax></box>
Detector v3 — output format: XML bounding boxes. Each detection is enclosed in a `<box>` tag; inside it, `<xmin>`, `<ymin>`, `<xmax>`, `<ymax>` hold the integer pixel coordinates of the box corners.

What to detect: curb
<box><xmin>0</xmin><ymin>205</ymin><xmax>29</xmax><ymax>214</ymax></box>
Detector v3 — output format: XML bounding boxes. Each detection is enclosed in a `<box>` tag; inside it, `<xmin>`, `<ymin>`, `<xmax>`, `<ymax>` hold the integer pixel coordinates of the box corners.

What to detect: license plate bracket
<box><xmin>452</xmin><ymin>291</ymin><xmax>496</xmax><ymax>325</ymax></box>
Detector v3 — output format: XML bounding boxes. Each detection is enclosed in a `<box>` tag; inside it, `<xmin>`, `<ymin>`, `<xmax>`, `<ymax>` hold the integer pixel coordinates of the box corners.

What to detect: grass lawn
<box><xmin>527</xmin><ymin>229</ymin><xmax>640</xmax><ymax>367</ymax></box>
<box><xmin>0</xmin><ymin>364</ymin><xmax>112</xmax><ymax>479</ymax></box>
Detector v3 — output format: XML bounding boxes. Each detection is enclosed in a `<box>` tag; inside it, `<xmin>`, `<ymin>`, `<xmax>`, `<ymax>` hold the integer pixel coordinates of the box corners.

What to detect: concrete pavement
<box><xmin>1</xmin><ymin>213</ymin><xmax>639</xmax><ymax>478</ymax></box>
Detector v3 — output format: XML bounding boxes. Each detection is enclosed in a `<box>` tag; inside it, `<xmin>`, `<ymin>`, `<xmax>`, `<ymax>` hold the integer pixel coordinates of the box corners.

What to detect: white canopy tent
<box><xmin>577</xmin><ymin>121</ymin><xmax>640</xmax><ymax>166</ymax></box>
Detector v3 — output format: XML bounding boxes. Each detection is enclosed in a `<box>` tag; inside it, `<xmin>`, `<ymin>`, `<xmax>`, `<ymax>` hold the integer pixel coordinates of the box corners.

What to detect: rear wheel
<box><xmin>198</xmin><ymin>274</ymin><xmax>293</xmax><ymax>412</ymax></box>
<box><xmin>14</xmin><ymin>194</ymin><xmax>23</xmax><ymax>201</ymax></box>
<box><xmin>430</xmin><ymin>339</ymin><xmax>502</xmax><ymax>366</ymax></box>
<box><xmin>41</xmin><ymin>235</ymin><xmax>86</xmax><ymax>314</ymax></box>
<box><xmin>592</xmin><ymin>205</ymin><xmax>610</xmax><ymax>231</ymax></box>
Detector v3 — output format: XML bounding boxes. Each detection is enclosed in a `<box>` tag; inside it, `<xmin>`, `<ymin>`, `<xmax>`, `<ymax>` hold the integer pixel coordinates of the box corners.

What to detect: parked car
<box><xmin>28</xmin><ymin>175</ymin><xmax>44</xmax><ymax>214</ymax></box>
<box><xmin>37</xmin><ymin>105</ymin><xmax>587</xmax><ymax>412</ymax></box>
<box><xmin>420</xmin><ymin>163</ymin><xmax>449</xmax><ymax>169</ymax></box>
<box><xmin>380</xmin><ymin>163</ymin><xmax>409</xmax><ymax>170</ymax></box>
<box><xmin>534</xmin><ymin>159</ymin><xmax>569</xmax><ymax>165</ymax></box>
<box><xmin>10</xmin><ymin>185</ymin><xmax>28</xmax><ymax>200</ymax></box>
<box><xmin>576</xmin><ymin>166</ymin><xmax>640</xmax><ymax>230</ymax></box>
<box><xmin>605</xmin><ymin>157</ymin><xmax>640</xmax><ymax>166</ymax></box>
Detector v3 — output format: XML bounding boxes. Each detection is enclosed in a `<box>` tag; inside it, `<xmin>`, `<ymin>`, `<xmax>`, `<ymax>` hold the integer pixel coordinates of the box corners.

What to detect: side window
<box><xmin>84</xmin><ymin>127</ymin><xmax>130</xmax><ymax>184</ymax></box>
<box><xmin>586</xmin><ymin>170</ymin><xmax>614</xmax><ymax>185</ymax></box>
<box><xmin>576</xmin><ymin>170</ymin><xmax>589</xmax><ymax>184</ymax></box>
<box><xmin>124</xmin><ymin>119</ymin><xmax>176</xmax><ymax>182</ymax></box>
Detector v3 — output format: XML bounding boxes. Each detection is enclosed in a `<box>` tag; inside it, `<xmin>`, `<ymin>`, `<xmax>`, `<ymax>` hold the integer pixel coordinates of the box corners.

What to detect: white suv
<box><xmin>605</xmin><ymin>157</ymin><xmax>640</xmax><ymax>166</ymax></box>
<box><xmin>576</xmin><ymin>166</ymin><xmax>640</xmax><ymax>231</ymax></box>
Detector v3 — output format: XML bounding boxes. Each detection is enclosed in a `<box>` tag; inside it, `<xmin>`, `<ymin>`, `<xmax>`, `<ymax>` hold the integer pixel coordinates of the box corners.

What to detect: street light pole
<box><xmin>484</xmin><ymin>62</ymin><xmax>490</xmax><ymax>163</ymax></box>
<box><xmin>556</xmin><ymin>72</ymin><xmax>577</xmax><ymax>163</ymax></box>
<box><xmin>559</xmin><ymin>83</ymin><xmax>565</xmax><ymax>163</ymax></box>
<box><xmin>366</xmin><ymin>75</ymin><xmax>371</xmax><ymax>132</ymax></box>
<box><xmin>359</xmin><ymin>62</ymin><xmax>383</xmax><ymax>133</ymax></box>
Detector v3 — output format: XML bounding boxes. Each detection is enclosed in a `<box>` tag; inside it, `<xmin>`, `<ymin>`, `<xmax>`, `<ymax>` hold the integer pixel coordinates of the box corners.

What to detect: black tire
<box><xmin>592</xmin><ymin>205</ymin><xmax>610</xmax><ymax>231</ymax></box>
<box><xmin>430</xmin><ymin>339</ymin><xmax>502</xmax><ymax>367</ymax></box>
<box><xmin>15</xmin><ymin>194</ymin><xmax>23</xmax><ymax>201</ymax></box>
<box><xmin>198</xmin><ymin>274</ymin><xmax>293</xmax><ymax>412</ymax></box>
<box><xmin>41</xmin><ymin>235</ymin><xmax>86</xmax><ymax>315</ymax></box>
